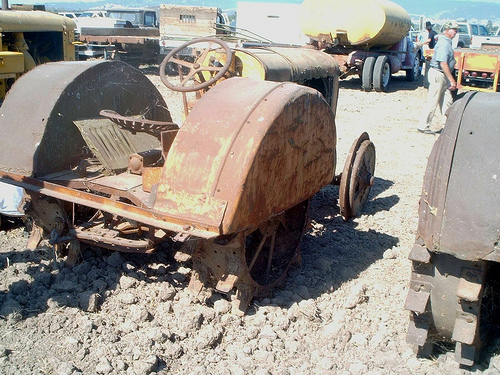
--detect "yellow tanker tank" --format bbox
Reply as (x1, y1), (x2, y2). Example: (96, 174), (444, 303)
(300, 0), (411, 48)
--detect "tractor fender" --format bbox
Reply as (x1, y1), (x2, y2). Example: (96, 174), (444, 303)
(0, 60), (171, 177)
(154, 77), (336, 234)
(417, 91), (500, 261)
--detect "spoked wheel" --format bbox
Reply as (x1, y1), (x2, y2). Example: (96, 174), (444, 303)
(245, 199), (310, 295)
(406, 249), (489, 366)
(187, 200), (310, 315)
(339, 132), (375, 220)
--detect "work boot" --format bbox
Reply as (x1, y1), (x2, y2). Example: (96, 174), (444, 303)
(417, 126), (440, 135)
(417, 126), (431, 133)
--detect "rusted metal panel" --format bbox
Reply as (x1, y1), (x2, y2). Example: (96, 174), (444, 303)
(234, 46), (340, 111)
(452, 313), (478, 345)
(417, 91), (500, 261)
(405, 288), (430, 314)
(407, 314), (430, 347)
(0, 60), (171, 177)
(408, 242), (431, 263)
(0, 171), (222, 238)
(154, 186), (227, 230)
(416, 92), (475, 256)
(236, 46), (339, 84)
(456, 268), (484, 302)
(265, 47), (339, 82)
(81, 27), (160, 38)
(90, 174), (143, 191)
(142, 167), (162, 193)
(154, 77), (336, 234)
(439, 92), (500, 260)
(159, 5), (218, 37)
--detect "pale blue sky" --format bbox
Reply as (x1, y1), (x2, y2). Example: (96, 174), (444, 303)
(11, 0), (500, 4)
(8, 0), (500, 12)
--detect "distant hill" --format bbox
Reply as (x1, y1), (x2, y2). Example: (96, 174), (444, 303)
(396, 0), (500, 22)
(46, 0), (500, 23)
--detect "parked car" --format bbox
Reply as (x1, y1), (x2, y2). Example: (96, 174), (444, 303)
(78, 10), (107, 18)
(470, 27), (500, 49)
(74, 10), (126, 35)
(439, 21), (489, 48)
(58, 12), (78, 19)
(106, 8), (158, 28)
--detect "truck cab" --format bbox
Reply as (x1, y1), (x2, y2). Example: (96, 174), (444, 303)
(106, 8), (158, 28)
(159, 5), (231, 55)
(76, 8), (159, 61)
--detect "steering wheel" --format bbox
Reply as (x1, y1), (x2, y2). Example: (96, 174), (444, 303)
(159, 37), (233, 92)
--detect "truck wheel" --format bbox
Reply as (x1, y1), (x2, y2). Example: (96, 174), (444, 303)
(406, 54), (422, 82)
(373, 55), (391, 92)
(361, 56), (376, 91)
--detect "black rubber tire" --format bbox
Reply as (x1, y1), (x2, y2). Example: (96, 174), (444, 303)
(373, 55), (391, 92)
(361, 56), (376, 91)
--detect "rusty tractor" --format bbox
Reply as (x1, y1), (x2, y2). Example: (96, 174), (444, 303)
(405, 91), (500, 365)
(0, 38), (376, 314)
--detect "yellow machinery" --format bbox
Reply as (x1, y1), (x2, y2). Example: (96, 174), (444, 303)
(0, 10), (76, 99)
(454, 49), (500, 92)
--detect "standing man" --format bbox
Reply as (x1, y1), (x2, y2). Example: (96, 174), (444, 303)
(424, 21), (437, 49)
(421, 21), (438, 88)
(418, 21), (459, 134)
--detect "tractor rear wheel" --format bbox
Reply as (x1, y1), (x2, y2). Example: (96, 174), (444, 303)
(245, 199), (309, 294)
(406, 249), (489, 366)
(188, 199), (310, 315)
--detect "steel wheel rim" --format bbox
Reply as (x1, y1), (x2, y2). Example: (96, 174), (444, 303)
(413, 55), (421, 80)
(245, 199), (309, 293)
(349, 140), (375, 217)
(339, 132), (370, 220)
(382, 62), (391, 87)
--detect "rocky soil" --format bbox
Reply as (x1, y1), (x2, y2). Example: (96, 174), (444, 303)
(0, 69), (499, 375)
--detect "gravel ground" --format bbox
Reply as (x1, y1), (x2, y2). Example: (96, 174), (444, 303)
(0, 67), (499, 375)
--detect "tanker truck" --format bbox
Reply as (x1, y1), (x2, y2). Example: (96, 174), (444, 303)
(300, 0), (423, 92)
